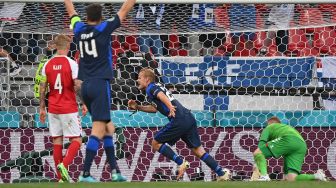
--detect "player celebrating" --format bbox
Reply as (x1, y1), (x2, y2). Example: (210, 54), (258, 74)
(128, 68), (230, 181)
(39, 34), (83, 183)
(252, 116), (327, 181)
(64, 0), (136, 182)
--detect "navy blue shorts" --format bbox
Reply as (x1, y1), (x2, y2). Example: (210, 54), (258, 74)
(81, 79), (111, 122)
(154, 111), (201, 148)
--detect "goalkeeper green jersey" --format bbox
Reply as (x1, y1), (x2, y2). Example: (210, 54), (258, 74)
(258, 123), (304, 146)
(34, 55), (50, 98)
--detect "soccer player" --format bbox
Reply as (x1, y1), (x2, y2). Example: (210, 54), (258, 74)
(39, 34), (83, 183)
(64, 0), (136, 182)
(128, 68), (231, 181)
(252, 116), (327, 181)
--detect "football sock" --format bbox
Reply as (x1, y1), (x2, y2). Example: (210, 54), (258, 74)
(63, 140), (81, 168)
(158, 144), (183, 165)
(254, 153), (268, 176)
(53, 144), (63, 180)
(103, 136), (120, 173)
(295, 174), (316, 181)
(200, 153), (224, 176)
(83, 135), (100, 177)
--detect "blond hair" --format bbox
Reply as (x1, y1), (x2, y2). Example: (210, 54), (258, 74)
(139, 68), (156, 82)
(54, 34), (71, 50)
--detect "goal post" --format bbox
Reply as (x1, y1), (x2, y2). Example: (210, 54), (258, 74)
(0, 0), (336, 183)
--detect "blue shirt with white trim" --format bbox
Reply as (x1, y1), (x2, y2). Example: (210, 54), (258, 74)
(146, 82), (188, 119)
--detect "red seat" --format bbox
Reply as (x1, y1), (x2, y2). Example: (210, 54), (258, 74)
(253, 31), (267, 50)
(233, 48), (256, 57)
(288, 29), (310, 54)
(213, 47), (226, 56)
(313, 27), (336, 54)
(124, 35), (139, 52)
(214, 5), (230, 29)
(299, 8), (325, 33)
(112, 35), (121, 48)
(255, 8), (265, 29)
(169, 34), (180, 49)
(299, 47), (319, 57)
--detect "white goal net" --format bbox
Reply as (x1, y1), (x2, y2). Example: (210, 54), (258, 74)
(0, 0), (336, 183)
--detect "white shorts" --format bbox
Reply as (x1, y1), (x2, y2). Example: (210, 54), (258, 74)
(48, 112), (82, 138)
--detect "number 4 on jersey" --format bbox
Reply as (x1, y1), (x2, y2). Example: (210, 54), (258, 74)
(55, 73), (63, 94)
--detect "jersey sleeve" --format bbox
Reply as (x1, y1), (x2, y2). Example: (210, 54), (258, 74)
(70, 15), (84, 35)
(147, 84), (163, 99)
(40, 60), (49, 82)
(68, 58), (79, 79)
(258, 126), (270, 148)
(104, 14), (121, 34)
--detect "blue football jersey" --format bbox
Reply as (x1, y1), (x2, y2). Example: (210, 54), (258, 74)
(146, 82), (187, 119)
(71, 15), (121, 80)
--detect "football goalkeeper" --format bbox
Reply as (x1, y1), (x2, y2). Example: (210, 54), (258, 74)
(253, 116), (327, 181)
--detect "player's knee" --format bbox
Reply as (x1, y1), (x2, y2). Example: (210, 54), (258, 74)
(53, 136), (63, 145)
(70, 137), (82, 145)
(151, 139), (160, 151)
(253, 148), (262, 156)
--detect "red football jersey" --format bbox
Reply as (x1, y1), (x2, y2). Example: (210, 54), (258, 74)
(42, 55), (78, 114)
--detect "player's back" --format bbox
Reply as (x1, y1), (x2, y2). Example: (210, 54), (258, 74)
(43, 55), (78, 114)
(267, 123), (304, 142)
(72, 15), (121, 81)
(146, 82), (189, 119)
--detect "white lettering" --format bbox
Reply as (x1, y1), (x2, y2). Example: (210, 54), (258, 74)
(117, 131), (148, 181)
(226, 64), (240, 84)
(80, 32), (93, 40)
(9, 132), (21, 183)
(232, 131), (260, 164)
(327, 139), (336, 179)
(201, 131), (227, 181)
(53, 65), (62, 70)
(185, 66), (199, 84)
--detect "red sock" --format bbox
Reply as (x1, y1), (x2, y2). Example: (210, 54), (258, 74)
(63, 140), (81, 168)
(53, 144), (63, 180)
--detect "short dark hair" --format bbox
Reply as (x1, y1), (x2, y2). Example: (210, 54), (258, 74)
(86, 4), (103, 22)
(267, 116), (281, 125)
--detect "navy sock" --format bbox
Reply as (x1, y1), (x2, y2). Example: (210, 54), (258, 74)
(158, 144), (183, 165)
(200, 153), (224, 176)
(103, 136), (120, 173)
(83, 135), (100, 177)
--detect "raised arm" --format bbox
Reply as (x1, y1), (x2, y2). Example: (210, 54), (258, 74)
(117, 0), (137, 22)
(64, 0), (78, 18)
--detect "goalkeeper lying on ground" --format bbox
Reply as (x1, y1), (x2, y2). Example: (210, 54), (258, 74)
(252, 116), (327, 181)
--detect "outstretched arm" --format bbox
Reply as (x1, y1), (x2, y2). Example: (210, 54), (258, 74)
(64, 0), (78, 17)
(117, 0), (137, 22)
(128, 99), (157, 113)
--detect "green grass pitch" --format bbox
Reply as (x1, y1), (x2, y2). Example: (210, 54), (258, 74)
(1, 181), (335, 188)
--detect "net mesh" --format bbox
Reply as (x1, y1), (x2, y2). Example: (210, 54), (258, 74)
(0, 1), (336, 183)
(0, 3), (336, 34)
